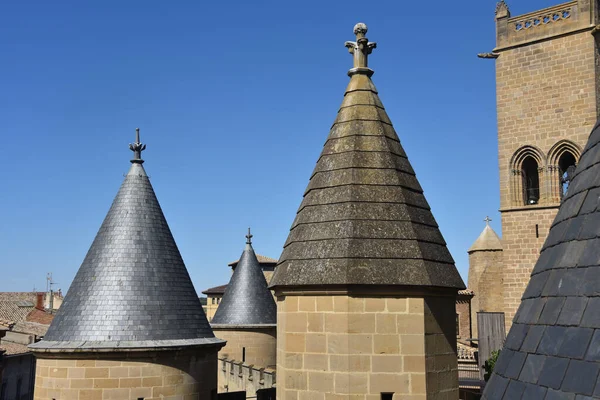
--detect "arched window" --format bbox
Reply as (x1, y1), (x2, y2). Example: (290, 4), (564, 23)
(547, 140), (581, 203)
(522, 156), (540, 205)
(558, 151), (576, 198)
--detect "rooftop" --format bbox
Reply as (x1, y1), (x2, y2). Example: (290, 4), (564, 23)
(31, 129), (222, 352)
(211, 230), (277, 326)
(269, 24), (464, 290)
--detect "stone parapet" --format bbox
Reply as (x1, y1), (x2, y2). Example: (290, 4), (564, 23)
(212, 326), (277, 369)
(218, 358), (275, 395)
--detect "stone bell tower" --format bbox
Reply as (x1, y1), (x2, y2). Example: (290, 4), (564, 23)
(269, 23), (465, 399)
(483, 0), (600, 330)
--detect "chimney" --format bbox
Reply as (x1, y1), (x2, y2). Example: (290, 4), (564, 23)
(36, 293), (44, 311)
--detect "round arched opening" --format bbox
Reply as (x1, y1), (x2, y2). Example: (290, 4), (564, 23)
(558, 151), (577, 198)
(522, 156), (540, 205)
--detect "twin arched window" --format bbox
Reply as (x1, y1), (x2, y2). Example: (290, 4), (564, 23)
(510, 141), (580, 207)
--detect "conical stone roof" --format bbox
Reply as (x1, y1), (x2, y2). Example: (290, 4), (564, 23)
(483, 121), (600, 399)
(211, 230), (277, 326)
(468, 217), (503, 253)
(31, 130), (222, 351)
(269, 24), (464, 290)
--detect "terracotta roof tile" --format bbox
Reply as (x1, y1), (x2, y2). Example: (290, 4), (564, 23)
(202, 284), (228, 295)
(228, 254), (278, 267)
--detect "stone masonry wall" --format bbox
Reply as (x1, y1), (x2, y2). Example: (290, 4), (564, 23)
(468, 250), (503, 338)
(275, 294), (458, 400)
(501, 208), (557, 331)
(495, 9), (596, 331)
(213, 328), (277, 368)
(33, 348), (218, 400)
(456, 299), (471, 343)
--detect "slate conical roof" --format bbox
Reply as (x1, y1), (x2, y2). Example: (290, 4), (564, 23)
(211, 230), (277, 326)
(482, 121), (600, 399)
(468, 217), (503, 253)
(269, 24), (464, 290)
(31, 130), (222, 351)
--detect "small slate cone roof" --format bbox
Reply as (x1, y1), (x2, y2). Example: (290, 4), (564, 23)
(269, 24), (464, 290)
(211, 230), (277, 326)
(31, 129), (222, 351)
(482, 121), (600, 399)
(468, 217), (503, 253)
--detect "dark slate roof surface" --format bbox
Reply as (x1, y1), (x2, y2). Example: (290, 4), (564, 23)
(211, 241), (276, 326)
(482, 121), (600, 399)
(269, 25), (464, 290)
(31, 147), (221, 350)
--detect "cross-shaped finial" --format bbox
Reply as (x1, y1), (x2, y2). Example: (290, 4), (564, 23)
(345, 23), (377, 77)
(484, 216), (492, 225)
(129, 127), (146, 164)
(246, 227), (253, 245)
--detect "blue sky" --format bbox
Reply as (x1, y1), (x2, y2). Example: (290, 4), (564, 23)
(0, 0), (559, 294)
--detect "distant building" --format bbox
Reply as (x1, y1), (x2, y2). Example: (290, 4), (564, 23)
(0, 292), (54, 400)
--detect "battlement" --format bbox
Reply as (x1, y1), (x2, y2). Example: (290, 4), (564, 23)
(495, 0), (596, 51)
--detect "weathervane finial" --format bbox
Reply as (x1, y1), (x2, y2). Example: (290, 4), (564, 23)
(344, 22), (377, 77)
(246, 227), (253, 245)
(129, 127), (146, 164)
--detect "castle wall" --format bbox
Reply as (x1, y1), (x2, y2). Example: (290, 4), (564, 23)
(495, 0), (597, 330)
(217, 358), (275, 395)
(33, 348), (219, 400)
(275, 293), (458, 400)
(212, 327), (277, 369)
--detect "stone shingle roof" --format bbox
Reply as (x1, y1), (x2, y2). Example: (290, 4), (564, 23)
(269, 25), (464, 290)
(211, 235), (277, 326)
(468, 222), (503, 253)
(30, 132), (223, 352)
(483, 121), (600, 399)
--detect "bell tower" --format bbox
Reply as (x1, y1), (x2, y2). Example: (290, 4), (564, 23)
(484, 0), (600, 330)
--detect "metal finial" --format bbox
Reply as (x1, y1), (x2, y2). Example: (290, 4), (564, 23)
(246, 227), (253, 245)
(484, 216), (492, 225)
(345, 22), (377, 77)
(128, 127), (146, 164)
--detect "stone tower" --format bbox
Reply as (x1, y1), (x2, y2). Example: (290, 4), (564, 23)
(269, 23), (465, 399)
(29, 129), (225, 399)
(487, 0), (600, 330)
(483, 120), (600, 399)
(467, 217), (503, 338)
(211, 229), (277, 369)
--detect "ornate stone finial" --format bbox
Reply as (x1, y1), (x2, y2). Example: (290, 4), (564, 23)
(495, 0), (510, 18)
(484, 216), (492, 225)
(246, 227), (253, 245)
(344, 22), (377, 77)
(129, 127), (146, 164)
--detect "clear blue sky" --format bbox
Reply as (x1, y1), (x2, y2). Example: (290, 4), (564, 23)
(0, 0), (559, 294)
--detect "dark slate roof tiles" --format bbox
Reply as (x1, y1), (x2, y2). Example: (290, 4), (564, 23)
(482, 122), (600, 399)
(269, 26), (464, 290)
(30, 148), (222, 351)
(210, 238), (276, 326)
